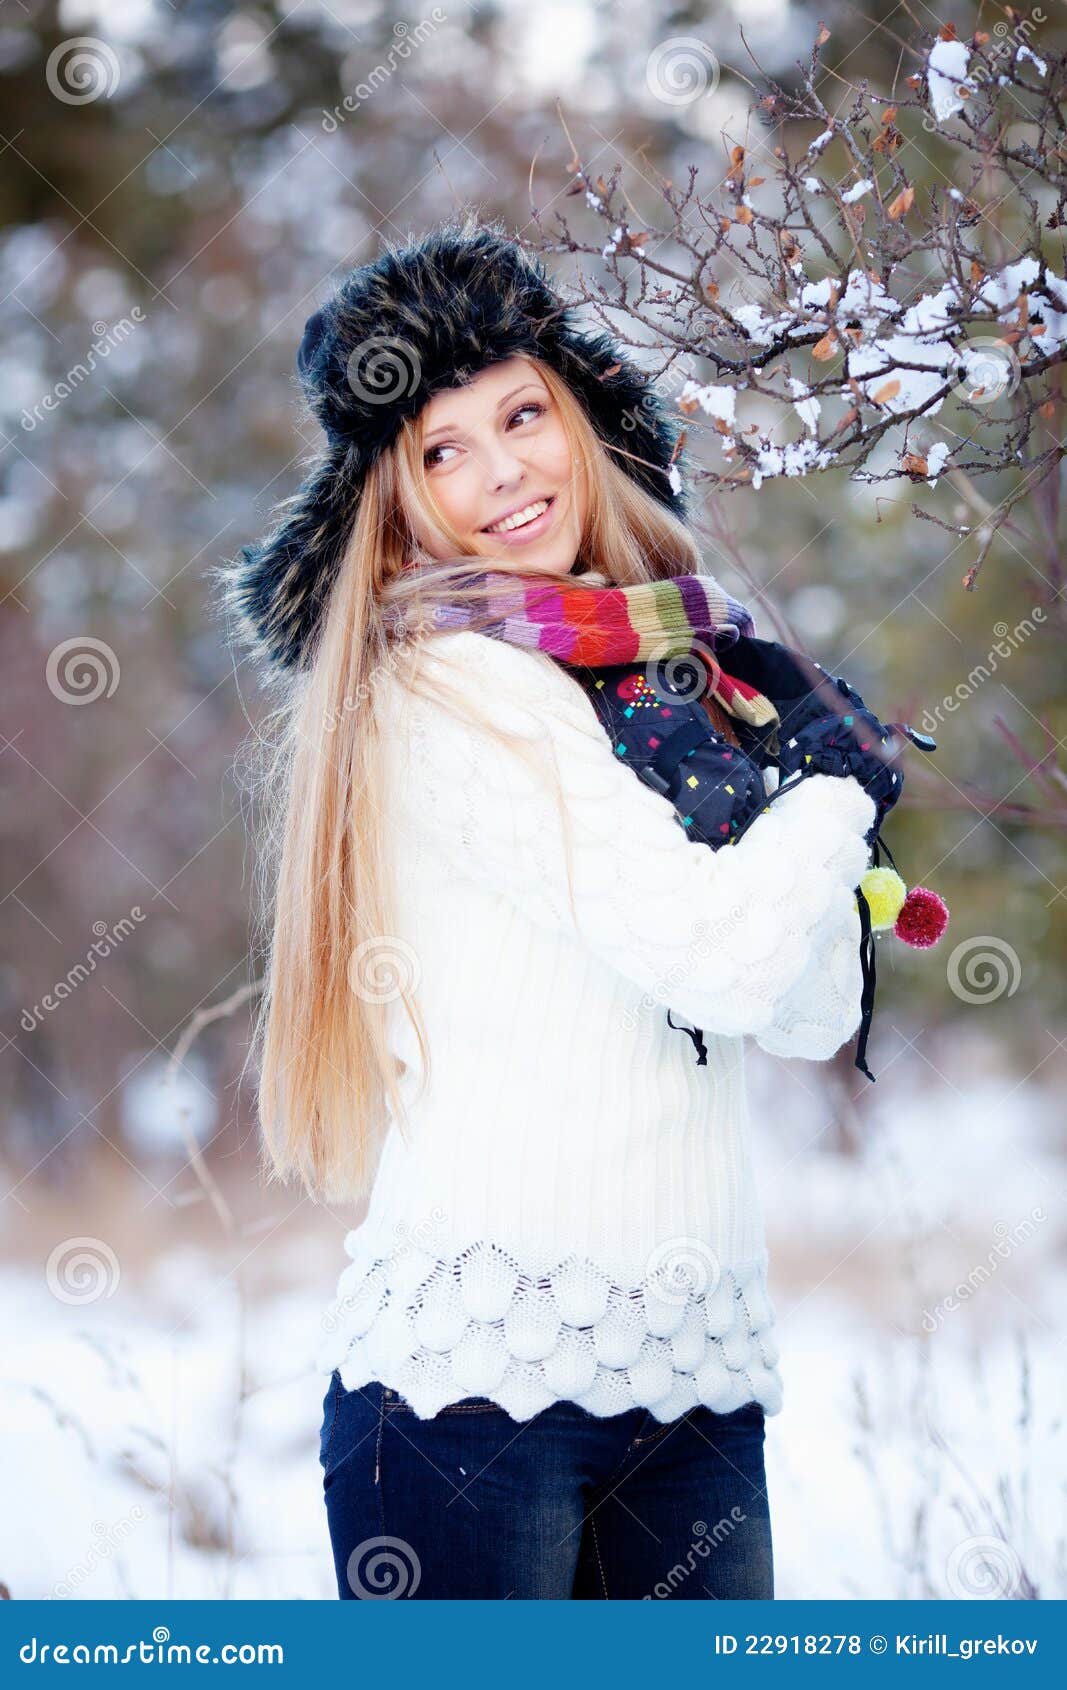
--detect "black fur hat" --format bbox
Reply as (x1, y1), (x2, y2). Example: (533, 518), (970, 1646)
(222, 212), (690, 675)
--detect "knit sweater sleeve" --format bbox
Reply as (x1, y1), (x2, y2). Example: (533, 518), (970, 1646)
(391, 629), (877, 1051)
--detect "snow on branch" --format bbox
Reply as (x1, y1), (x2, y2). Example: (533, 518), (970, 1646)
(530, 17), (1067, 592)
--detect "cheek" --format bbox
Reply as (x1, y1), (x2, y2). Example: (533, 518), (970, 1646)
(425, 468), (481, 538)
(539, 426), (574, 484)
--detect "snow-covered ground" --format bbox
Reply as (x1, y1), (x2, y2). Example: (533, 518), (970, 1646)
(2, 1026), (1063, 1600)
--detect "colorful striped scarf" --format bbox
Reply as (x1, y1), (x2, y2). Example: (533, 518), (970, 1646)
(423, 568), (780, 730)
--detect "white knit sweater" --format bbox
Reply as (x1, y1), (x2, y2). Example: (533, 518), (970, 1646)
(317, 629), (878, 1423)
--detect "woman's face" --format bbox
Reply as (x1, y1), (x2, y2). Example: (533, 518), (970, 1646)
(412, 357), (587, 574)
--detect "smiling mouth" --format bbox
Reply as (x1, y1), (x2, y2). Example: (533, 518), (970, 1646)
(481, 495), (556, 535)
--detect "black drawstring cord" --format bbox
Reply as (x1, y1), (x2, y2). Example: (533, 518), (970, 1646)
(850, 825), (902, 1085)
(872, 829), (898, 873)
(666, 1010), (708, 1065)
(855, 882), (877, 1083)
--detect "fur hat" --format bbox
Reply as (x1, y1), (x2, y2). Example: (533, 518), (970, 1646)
(222, 212), (690, 675)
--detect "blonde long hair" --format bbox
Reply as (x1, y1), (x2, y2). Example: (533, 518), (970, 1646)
(247, 352), (727, 1206)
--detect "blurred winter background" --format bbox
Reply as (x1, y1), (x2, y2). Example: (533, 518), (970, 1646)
(1, 0), (1064, 1601)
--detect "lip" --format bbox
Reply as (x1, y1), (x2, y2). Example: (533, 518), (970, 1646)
(480, 494), (557, 543)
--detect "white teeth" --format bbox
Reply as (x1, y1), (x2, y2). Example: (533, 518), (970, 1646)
(485, 498), (550, 533)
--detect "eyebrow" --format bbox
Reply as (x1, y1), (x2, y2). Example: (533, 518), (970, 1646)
(422, 383), (543, 445)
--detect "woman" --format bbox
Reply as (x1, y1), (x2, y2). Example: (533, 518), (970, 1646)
(220, 215), (878, 1601)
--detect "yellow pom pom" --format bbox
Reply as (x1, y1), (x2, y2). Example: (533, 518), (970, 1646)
(860, 866), (908, 931)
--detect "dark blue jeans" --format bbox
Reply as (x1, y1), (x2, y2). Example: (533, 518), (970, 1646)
(319, 1373), (774, 1599)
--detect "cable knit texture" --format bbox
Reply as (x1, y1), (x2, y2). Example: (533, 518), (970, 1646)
(317, 629), (877, 1422)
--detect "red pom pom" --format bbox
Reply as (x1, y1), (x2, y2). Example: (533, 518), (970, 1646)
(895, 887), (949, 948)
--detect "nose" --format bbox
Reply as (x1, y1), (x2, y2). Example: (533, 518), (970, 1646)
(480, 433), (525, 492)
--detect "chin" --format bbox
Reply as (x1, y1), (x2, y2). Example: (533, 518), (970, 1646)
(518, 560), (575, 579)
(477, 544), (575, 576)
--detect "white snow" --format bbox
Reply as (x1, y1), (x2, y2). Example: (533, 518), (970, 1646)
(680, 253), (1066, 478)
(978, 256), (1040, 312)
(602, 224), (645, 259)
(926, 440), (951, 482)
(1017, 44), (1047, 77)
(842, 179), (874, 205)
(2, 1040), (1063, 1600)
(797, 275), (835, 312)
(927, 38), (971, 123)
(788, 376), (821, 435)
(732, 302), (779, 345)
(678, 378), (736, 425)
(835, 269), (899, 328)
(1032, 271), (1067, 349)
(973, 260), (1067, 351)
(752, 435), (834, 488)
(846, 280), (965, 416)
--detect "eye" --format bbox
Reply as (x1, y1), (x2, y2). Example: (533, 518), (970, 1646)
(423, 400), (546, 469)
(507, 401), (545, 428)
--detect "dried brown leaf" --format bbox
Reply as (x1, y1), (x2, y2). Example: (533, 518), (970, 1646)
(888, 185), (914, 220)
